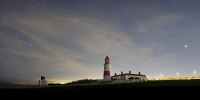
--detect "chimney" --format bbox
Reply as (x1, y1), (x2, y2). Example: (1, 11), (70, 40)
(115, 73), (117, 76)
(138, 72), (141, 75)
(121, 71), (123, 75)
(129, 71), (131, 74)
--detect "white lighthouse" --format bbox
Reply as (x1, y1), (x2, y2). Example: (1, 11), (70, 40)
(103, 56), (111, 81)
(39, 76), (47, 86)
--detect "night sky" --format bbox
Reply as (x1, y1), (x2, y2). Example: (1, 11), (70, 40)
(1, 0), (200, 84)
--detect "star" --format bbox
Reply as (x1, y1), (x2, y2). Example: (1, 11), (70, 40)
(37, 2), (46, 7)
(193, 70), (196, 74)
(160, 74), (163, 77)
(30, 44), (33, 47)
(184, 45), (187, 48)
(38, 2), (41, 5)
(3, 20), (7, 23)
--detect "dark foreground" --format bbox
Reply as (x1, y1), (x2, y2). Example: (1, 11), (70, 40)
(1, 80), (200, 97)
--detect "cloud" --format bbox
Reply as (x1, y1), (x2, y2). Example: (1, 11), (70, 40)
(0, 9), (180, 83)
(136, 13), (184, 33)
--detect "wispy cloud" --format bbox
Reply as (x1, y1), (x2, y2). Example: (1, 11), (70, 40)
(136, 13), (184, 33)
(0, 8), (185, 83)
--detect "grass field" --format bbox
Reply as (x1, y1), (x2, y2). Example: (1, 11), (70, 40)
(1, 80), (200, 97)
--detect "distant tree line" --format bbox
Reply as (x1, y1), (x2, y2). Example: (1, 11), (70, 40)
(48, 83), (62, 86)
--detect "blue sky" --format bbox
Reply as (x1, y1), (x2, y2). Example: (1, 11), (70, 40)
(1, 0), (200, 84)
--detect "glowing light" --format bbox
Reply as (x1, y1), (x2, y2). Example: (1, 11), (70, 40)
(156, 78), (159, 80)
(160, 74), (163, 77)
(176, 72), (179, 80)
(193, 70), (197, 74)
(184, 45), (187, 48)
(47, 79), (69, 84)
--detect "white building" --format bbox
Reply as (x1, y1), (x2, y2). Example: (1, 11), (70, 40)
(111, 71), (148, 81)
(39, 76), (48, 86)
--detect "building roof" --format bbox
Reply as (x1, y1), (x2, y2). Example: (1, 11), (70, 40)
(111, 73), (146, 77)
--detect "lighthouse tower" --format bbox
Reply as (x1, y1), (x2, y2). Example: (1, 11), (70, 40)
(103, 56), (111, 81)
